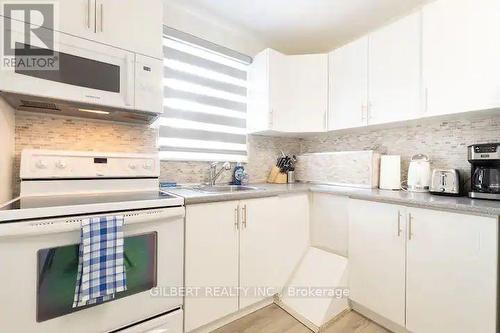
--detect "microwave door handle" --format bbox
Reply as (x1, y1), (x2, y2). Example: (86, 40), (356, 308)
(125, 54), (134, 107)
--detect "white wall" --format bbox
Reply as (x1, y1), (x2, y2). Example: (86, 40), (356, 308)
(163, 1), (267, 56)
(0, 98), (15, 203)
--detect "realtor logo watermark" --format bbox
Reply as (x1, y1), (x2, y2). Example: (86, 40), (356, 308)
(1, 1), (59, 70)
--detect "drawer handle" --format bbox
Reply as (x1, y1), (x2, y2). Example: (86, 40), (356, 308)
(234, 207), (239, 230)
(242, 204), (247, 228)
(408, 213), (414, 240)
(397, 211), (403, 237)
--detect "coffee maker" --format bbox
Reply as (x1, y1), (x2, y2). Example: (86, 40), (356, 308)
(468, 143), (500, 200)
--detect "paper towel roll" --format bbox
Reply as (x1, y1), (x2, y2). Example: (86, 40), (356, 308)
(379, 155), (401, 190)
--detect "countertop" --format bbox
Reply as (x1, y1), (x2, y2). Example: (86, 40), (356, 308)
(166, 183), (500, 217)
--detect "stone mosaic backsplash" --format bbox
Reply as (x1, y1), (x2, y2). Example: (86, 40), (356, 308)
(300, 114), (500, 189)
(10, 110), (500, 196)
(296, 151), (381, 188)
(12, 111), (300, 196)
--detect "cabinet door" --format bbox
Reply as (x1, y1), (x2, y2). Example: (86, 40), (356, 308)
(368, 11), (422, 124)
(406, 208), (497, 333)
(95, 0), (163, 58)
(185, 201), (239, 332)
(57, 0), (96, 39)
(239, 197), (280, 308)
(274, 194), (310, 290)
(247, 49), (271, 133)
(310, 193), (349, 257)
(348, 200), (406, 326)
(422, 0), (500, 116)
(268, 49), (295, 132)
(329, 37), (369, 130)
(284, 54), (328, 132)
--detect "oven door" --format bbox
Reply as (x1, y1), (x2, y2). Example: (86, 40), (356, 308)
(0, 207), (184, 333)
(0, 17), (135, 110)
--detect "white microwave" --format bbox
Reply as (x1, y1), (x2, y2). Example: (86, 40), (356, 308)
(0, 17), (163, 123)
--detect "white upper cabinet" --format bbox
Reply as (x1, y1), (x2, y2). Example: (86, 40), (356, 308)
(368, 11), (422, 124)
(329, 37), (369, 130)
(93, 0), (163, 59)
(248, 48), (328, 134)
(422, 0), (500, 116)
(12, 0), (163, 59)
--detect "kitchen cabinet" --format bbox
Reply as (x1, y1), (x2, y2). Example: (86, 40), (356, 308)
(184, 201), (240, 332)
(6, 0), (163, 59)
(274, 194), (310, 288)
(406, 208), (497, 333)
(239, 197), (280, 308)
(348, 200), (406, 327)
(329, 37), (369, 130)
(185, 194), (309, 331)
(368, 11), (422, 124)
(349, 199), (498, 333)
(248, 49), (328, 134)
(422, 0), (500, 116)
(310, 193), (349, 257)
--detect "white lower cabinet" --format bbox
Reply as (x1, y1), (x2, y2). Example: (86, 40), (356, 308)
(185, 194), (309, 332)
(348, 200), (406, 326)
(349, 199), (498, 333)
(406, 208), (497, 333)
(184, 201), (239, 332)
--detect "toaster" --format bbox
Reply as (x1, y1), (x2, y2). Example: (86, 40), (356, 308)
(430, 169), (461, 196)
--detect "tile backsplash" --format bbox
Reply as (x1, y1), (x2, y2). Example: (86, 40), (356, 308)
(300, 114), (500, 187)
(12, 111), (300, 196)
(10, 110), (500, 197)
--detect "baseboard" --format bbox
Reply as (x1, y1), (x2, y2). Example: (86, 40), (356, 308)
(188, 297), (274, 333)
(350, 300), (409, 333)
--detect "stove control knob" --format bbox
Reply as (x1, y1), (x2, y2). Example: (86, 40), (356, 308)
(129, 163), (137, 170)
(36, 159), (48, 169)
(143, 161), (153, 170)
(56, 160), (67, 169)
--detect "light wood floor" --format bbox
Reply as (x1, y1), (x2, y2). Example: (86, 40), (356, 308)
(213, 304), (390, 333)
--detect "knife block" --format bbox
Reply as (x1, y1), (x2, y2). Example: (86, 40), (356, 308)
(267, 166), (288, 184)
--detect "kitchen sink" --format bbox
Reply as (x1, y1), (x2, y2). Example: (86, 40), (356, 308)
(192, 185), (260, 193)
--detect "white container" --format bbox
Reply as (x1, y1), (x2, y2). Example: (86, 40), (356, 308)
(379, 155), (401, 190)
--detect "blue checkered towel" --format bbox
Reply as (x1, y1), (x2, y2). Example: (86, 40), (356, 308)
(73, 215), (127, 308)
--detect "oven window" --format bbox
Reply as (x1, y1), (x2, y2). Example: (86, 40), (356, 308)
(36, 232), (157, 322)
(15, 43), (121, 93)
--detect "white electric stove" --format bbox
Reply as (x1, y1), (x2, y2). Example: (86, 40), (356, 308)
(0, 150), (185, 333)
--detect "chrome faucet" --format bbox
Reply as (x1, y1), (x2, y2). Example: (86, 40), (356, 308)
(208, 161), (231, 186)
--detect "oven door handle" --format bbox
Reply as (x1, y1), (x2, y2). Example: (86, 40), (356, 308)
(0, 207), (185, 238)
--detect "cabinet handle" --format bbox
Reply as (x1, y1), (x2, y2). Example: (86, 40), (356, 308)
(424, 88), (429, 114)
(100, 3), (104, 32)
(361, 104), (367, 122)
(408, 213), (414, 240)
(234, 207), (239, 230)
(397, 211), (403, 237)
(86, 0), (91, 29)
(324, 110), (328, 130)
(242, 204), (247, 228)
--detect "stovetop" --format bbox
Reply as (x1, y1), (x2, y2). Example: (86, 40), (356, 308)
(0, 190), (184, 222)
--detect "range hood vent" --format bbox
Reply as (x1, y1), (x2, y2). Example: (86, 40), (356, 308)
(1, 92), (159, 124)
(20, 100), (59, 111)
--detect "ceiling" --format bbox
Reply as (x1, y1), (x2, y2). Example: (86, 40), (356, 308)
(164, 0), (427, 54)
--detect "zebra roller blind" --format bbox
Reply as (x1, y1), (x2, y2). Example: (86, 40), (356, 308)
(159, 29), (250, 162)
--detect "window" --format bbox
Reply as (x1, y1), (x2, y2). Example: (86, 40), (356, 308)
(159, 27), (251, 162)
